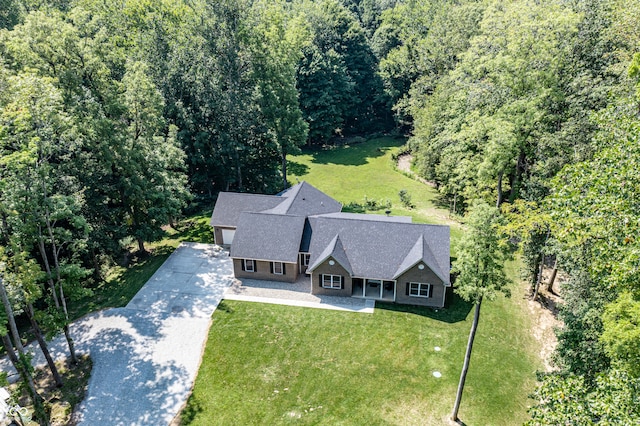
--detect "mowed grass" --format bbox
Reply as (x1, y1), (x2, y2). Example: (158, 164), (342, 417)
(182, 137), (542, 425)
(184, 292), (539, 425)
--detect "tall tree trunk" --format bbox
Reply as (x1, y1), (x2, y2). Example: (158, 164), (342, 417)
(137, 237), (146, 254)
(509, 150), (526, 203)
(91, 247), (102, 282)
(496, 172), (503, 208)
(532, 255), (545, 301)
(26, 303), (63, 387)
(37, 229), (77, 363)
(44, 207), (78, 364)
(2, 333), (20, 370)
(451, 297), (483, 422)
(0, 279), (49, 426)
(282, 150), (288, 191)
(547, 258), (558, 294)
(37, 236), (60, 307)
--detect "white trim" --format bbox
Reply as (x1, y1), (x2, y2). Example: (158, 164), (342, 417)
(322, 274), (342, 289)
(393, 258), (450, 286)
(299, 253), (311, 275)
(409, 282), (431, 298)
(243, 259), (255, 272)
(272, 261), (284, 275)
(232, 256), (296, 264)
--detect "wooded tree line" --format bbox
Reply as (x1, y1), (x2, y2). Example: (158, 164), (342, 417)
(0, 0), (389, 422)
(2, 0), (640, 423)
(388, 0), (640, 423)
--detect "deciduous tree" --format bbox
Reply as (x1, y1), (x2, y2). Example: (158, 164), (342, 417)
(450, 200), (510, 421)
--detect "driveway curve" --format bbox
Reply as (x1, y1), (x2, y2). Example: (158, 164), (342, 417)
(1, 242), (234, 425)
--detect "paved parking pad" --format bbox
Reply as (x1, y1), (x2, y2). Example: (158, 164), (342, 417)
(1, 242), (234, 425)
(73, 243), (234, 425)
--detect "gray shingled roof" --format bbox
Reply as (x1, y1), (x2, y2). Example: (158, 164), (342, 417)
(307, 217), (450, 283)
(210, 192), (283, 227)
(311, 235), (353, 275)
(263, 182), (342, 217)
(230, 212), (306, 263)
(315, 212), (412, 223)
(392, 235), (447, 282)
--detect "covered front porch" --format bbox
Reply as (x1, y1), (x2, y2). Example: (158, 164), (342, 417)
(352, 278), (396, 302)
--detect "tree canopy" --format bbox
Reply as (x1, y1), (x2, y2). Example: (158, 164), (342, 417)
(2, 0), (640, 422)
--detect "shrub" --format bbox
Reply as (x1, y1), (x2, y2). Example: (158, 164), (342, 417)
(398, 189), (414, 209)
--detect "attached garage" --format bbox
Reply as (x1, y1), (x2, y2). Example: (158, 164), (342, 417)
(222, 228), (236, 245)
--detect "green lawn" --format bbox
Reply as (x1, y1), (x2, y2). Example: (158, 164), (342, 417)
(181, 137), (541, 425)
(183, 294), (538, 425)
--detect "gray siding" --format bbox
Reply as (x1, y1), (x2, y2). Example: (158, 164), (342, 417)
(311, 258), (352, 297)
(233, 259), (299, 283)
(395, 264), (446, 307)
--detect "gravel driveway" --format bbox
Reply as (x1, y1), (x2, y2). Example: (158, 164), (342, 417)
(1, 242), (234, 425)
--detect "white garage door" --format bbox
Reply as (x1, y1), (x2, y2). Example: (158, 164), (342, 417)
(222, 229), (235, 245)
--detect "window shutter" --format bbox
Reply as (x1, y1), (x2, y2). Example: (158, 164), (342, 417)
(283, 263), (286, 275)
(241, 260), (245, 271)
(341, 276), (344, 289)
(429, 285), (434, 298)
(406, 283), (409, 296)
(270, 262), (273, 274)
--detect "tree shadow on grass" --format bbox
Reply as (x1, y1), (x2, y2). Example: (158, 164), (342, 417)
(376, 290), (472, 323)
(180, 393), (204, 424)
(304, 137), (404, 166)
(287, 160), (309, 177)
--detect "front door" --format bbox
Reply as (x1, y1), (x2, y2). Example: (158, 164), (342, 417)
(364, 279), (395, 301)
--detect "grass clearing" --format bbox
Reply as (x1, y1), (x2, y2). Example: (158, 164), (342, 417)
(182, 293), (539, 425)
(182, 137), (541, 424)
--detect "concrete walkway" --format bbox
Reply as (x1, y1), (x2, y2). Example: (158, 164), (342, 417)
(225, 277), (375, 313)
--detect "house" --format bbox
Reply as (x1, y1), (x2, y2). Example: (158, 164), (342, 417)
(210, 182), (451, 307)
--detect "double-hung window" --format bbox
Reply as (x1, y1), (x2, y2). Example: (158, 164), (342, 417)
(272, 261), (284, 275)
(322, 274), (342, 289)
(243, 259), (255, 272)
(409, 282), (432, 298)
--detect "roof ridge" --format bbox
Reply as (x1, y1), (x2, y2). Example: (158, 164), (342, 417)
(421, 235), (447, 283)
(307, 233), (353, 275)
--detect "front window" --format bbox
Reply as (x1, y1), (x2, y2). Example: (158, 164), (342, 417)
(243, 259), (255, 272)
(409, 282), (431, 298)
(302, 253), (310, 266)
(322, 274), (342, 289)
(272, 262), (284, 275)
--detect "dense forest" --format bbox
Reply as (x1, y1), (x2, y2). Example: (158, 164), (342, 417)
(1, 0), (640, 423)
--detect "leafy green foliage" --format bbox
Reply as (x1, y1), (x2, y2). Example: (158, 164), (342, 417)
(527, 370), (640, 425)
(452, 201), (510, 303)
(296, 0), (389, 143)
(397, 189), (413, 209)
(601, 292), (640, 377)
